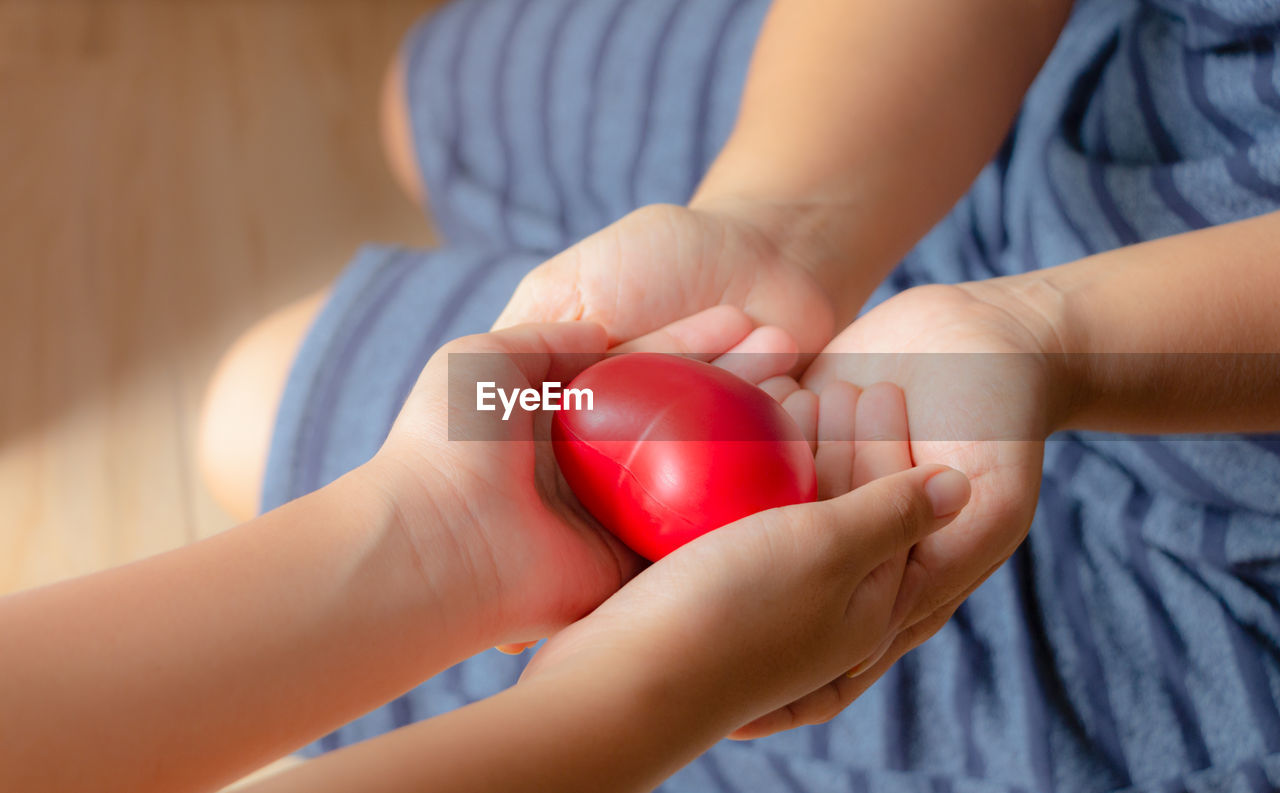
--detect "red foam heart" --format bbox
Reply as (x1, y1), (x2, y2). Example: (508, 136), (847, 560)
(552, 353), (817, 561)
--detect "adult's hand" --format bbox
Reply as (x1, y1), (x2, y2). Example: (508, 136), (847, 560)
(492, 200), (838, 357)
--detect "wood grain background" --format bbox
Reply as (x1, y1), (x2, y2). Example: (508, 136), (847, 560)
(0, 0), (438, 595)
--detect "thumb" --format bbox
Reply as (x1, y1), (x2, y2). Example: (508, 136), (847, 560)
(441, 321), (609, 388)
(431, 322), (607, 443)
(492, 263), (584, 332)
(786, 465), (971, 580)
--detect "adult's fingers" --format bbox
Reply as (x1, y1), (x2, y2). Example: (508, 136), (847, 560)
(607, 307), (801, 386)
(491, 255), (581, 331)
(610, 305), (753, 357)
(441, 321), (610, 389)
(710, 325), (799, 385)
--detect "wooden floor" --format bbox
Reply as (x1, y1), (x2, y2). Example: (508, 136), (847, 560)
(0, 0), (438, 595)
(0, 3), (440, 780)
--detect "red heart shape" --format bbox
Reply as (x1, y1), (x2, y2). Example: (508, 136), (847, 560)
(552, 353), (817, 561)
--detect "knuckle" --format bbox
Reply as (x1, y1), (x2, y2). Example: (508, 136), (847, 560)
(775, 702), (802, 735)
(658, 329), (690, 356)
(901, 553), (957, 627)
(860, 558), (903, 607)
(874, 482), (928, 551)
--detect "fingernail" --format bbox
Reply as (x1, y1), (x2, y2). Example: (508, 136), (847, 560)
(924, 469), (970, 517)
(845, 644), (883, 678)
(845, 661), (870, 678)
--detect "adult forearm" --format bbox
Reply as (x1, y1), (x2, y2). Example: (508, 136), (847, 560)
(0, 459), (486, 793)
(1028, 211), (1280, 434)
(693, 0), (1072, 325)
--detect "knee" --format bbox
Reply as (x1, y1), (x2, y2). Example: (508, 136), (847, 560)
(380, 50), (429, 211)
(198, 291), (327, 523)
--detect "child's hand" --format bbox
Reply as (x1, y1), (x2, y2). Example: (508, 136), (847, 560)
(373, 306), (800, 650)
(492, 201), (839, 361)
(518, 381), (970, 738)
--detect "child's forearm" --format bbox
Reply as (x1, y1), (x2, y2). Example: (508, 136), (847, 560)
(0, 460), (490, 793)
(693, 0), (1073, 326)
(245, 658), (733, 793)
(1019, 210), (1280, 434)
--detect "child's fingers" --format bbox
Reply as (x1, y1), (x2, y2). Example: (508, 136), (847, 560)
(780, 388), (818, 451)
(709, 325), (799, 384)
(851, 382), (912, 487)
(757, 375), (801, 403)
(815, 382), (860, 500)
(609, 305), (752, 358)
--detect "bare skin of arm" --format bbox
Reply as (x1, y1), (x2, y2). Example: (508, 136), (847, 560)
(495, 0), (1075, 356)
(0, 460), (483, 793)
(2, 315), (970, 793)
(691, 0), (1076, 328)
(1030, 210), (1280, 433)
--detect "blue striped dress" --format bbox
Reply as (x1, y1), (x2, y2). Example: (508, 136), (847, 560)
(261, 0), (1280, 789)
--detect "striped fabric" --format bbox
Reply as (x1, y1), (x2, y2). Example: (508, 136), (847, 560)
(259, 0), (1280, 789)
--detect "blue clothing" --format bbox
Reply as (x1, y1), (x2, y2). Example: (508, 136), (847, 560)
(261, 0), (1280, 789)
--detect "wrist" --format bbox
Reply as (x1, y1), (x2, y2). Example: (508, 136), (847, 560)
(521, 644), (741, 770)
(365, 653), (735, 793)
(522, 617), (764, 742)
(346, 453), (506, 655)
(957, 272), (1083, 437)
(688, 187), (872, 331)
(691, 136), (933, 330)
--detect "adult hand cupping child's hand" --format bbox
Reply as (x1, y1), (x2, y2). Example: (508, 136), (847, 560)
(373, 306), (800, 651)
(518, 380), (970, 740)
(492, 200), (838, 358)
